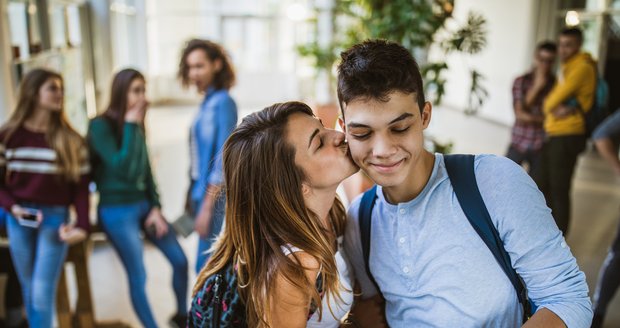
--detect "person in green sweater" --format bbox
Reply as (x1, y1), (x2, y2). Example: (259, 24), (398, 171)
(87, 69), (188, 328)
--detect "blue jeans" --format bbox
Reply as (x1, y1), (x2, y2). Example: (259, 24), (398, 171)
(7, 204), (69, 328)
(192, 192), (225, 273)
(98, 200), (188, 328)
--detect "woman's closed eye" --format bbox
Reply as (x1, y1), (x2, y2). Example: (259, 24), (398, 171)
(317, 137), (324, 149)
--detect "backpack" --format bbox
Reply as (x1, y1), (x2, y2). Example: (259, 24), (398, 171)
(189, 259), (325, 328)
(189, 262), (247, 328)
(358, 154), (532, 323)
(568, 67), (610, 137)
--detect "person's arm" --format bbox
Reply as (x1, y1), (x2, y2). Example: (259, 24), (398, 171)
(0, 140), (17, 211)
(87, 119), (142, 179)
(195, 96), (237, 237)
(142, 151), (170, 238)
(72, 169), (91, 233)
(475, 155), (592, 328)
(523, 71), (548, 120)
(343, 197), (386, 326)
(60, 157), (90, 245)
(543, 63), (595, 116)
(594, 138), (620, 175)
(512, 77), (541, 124)
(144, 150), (162, 209)
(269, 252), (320, 327)
(592, 110), (620, 175)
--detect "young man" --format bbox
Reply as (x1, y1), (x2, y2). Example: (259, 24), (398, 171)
(506, 41), (557, 178)
(340, 40), (592, 327)
(537, 28), (596, 235)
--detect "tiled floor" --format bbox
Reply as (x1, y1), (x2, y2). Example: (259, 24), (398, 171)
(3, 104), (619, 327)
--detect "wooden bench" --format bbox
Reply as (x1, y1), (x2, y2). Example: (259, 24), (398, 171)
(56, 233), (131, 328)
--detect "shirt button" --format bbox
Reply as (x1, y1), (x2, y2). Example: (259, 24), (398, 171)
(399, 237), (405, 244)
(399, 208), (406, 214)
(561, 241), (567, 248)
(403, 266), (410, 274)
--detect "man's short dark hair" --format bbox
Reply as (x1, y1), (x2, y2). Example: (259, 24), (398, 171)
(337, 39), (425, 115)
(536, 41), (557, 53)
(560, 27), (583, 43)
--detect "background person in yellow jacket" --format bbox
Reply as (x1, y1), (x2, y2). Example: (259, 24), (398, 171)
(536, 27), (596, 236)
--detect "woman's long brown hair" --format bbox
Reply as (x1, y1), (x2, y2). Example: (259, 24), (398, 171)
(0, 68), (85, 182)
(101, 68), (145, 143)
(193, 102), (347, 327)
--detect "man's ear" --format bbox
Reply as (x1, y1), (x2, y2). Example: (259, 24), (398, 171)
(421, 101), (433, 129)
(338, 117), (346, 132)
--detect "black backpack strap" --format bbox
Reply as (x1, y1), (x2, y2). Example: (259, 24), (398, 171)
(443, 154), (530, 320)
(358, 185), (382, 294)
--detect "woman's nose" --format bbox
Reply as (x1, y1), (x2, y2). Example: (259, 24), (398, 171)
(332, 130), (346, 146)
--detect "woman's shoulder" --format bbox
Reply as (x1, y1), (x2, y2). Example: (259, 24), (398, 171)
(280, 245), (321, 271)
(88, 116), (111, 131)
(210, 90), (237, 109)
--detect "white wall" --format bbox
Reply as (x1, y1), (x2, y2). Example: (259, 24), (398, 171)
(144, 0), (304, 109)
(0, 0), (16, 120)
(433, 0), (539, 126)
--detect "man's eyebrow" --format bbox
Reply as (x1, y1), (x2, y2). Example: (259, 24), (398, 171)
(346, 122), (370, 129)
(308, 128), (320, 149)
(347, 113), (414, 129)
(389, 113), (414, 124)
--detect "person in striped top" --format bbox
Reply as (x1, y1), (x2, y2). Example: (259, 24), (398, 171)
(0, 68), (90, 328)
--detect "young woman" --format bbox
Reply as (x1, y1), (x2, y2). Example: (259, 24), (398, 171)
(88, 68), (188, 328)
(178, 39), (238, 273)
(0, 68), (89, 328)
(190, 102), (358, 327)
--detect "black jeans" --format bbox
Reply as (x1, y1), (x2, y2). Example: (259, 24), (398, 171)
(535, 134), (586, 235)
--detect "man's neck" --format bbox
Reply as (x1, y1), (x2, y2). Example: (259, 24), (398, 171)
(382, 150), (436, 204)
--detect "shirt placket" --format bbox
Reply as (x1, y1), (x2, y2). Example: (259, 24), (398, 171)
(395, 204), (414, 287)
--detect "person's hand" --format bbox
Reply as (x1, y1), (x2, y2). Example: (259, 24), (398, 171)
(532, 68), (547, 91)
(11, 204), (42, 222)
(552, 105), (575, 119)
(613, 164), (620, 176)
(59, 225), (87, 245)
(194, 205), (213, 238)
(348, 294), (388, 328)
(124, 99), (149, 123)
(144, 207), (169, 239)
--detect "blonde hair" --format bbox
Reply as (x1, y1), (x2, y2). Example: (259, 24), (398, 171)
(1, 68), (85, 182)
(193, 102), (346, 327)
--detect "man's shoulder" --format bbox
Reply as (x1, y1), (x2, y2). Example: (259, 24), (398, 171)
(513, 72), (533, 85)
(346, 192), (365, 224)
(471, 154), (524, 182)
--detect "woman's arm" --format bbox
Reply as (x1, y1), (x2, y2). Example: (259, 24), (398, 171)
(269, 252), (320, 327)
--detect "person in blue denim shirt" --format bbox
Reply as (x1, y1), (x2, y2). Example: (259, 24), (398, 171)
(178, 39), (238, 273)
(338, 40), (592, 327)
(88, 69), (189, 328)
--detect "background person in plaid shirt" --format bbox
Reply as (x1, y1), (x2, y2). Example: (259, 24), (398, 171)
(506, 41), (557, 178)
